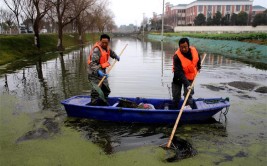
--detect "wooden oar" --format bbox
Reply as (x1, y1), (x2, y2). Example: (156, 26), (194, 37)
(98, 44), (128, 87)
(166, 53), (207, 148)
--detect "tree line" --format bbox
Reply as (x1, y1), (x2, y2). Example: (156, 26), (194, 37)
(0, 0), (116, 51)
(193, 10), (267, 26)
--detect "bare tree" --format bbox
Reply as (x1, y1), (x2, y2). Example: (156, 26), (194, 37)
(102, 14), (115, 32)
(46, 6), (57, 33)
(1, 9), (15, 34)
(51, 0), (90, 51)
(34, 0), (51, 49)
(105, 18), (116, 32)
(21, 0), (35, 26)
(93, 0), (113, 32)
(75, 0), (96, 44)
(83, 9), (97, 32)
(21, 0), (52, 49)
(4, 0), (23, 34)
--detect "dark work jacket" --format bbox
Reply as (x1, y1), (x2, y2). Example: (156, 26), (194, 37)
(172, 48), (201, 87)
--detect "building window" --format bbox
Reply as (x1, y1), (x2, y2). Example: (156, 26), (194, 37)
(217, 5), (221, 12)
(245, 5), (250, 11)
(207, 12), (212, 18)
(208, 5), (212, 12)
(236, 5), (240, 11)
(198, 5), (203, 13)
(226, 5), (231, 11)
(225, 14), (230, 21)
(252, 11), (256, 15)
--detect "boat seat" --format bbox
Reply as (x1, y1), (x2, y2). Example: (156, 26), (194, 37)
(195, 101), (207, 109)
(195, 100), (217, 109)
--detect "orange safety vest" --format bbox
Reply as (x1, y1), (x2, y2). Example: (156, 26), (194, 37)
(87, 42), (111, 69)
(173, 46), (199, 80)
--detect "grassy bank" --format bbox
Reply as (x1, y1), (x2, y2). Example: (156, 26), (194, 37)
(0, 33), (98, 65)
(150, 32), (267, 45)
(148, 34), (267, 70)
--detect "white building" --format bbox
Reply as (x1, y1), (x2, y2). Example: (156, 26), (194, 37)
(165, 0), (265, 25)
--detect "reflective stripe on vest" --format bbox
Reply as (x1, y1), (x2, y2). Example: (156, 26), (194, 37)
(87, 42), (110, 68)
(174, 46), (199, 80)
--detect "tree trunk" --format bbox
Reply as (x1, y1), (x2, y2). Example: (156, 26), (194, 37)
(57, 22), (64, 51)
(77, 21), (83, 44)
(33, 20), (40, 49)
(79, 34), (83, 44)
(16, 16), (20, 34)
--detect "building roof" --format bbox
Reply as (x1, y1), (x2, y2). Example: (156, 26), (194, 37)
(252, 5), (266, 10)
(196, 0), (251, 1)
(189, 0), (254, 8)
(173, 4), (187, 7)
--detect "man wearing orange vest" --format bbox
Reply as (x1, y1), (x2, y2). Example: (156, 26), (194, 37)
(172, 38), (201, 109)
(87, 34), (120, 105)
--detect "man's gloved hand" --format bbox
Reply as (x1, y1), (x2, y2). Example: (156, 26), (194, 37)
(115, 55), (120, 61)
(197, 65), (201, 72)
(187, 86), (191, 91)
(97, 70), (108, 78)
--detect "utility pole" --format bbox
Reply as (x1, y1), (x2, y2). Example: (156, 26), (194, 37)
(161, 0), (165, 41)
(143, 13), (145, 37)
(0, 18), (2, 34)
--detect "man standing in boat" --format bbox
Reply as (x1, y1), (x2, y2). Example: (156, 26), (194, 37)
(87, 34), (120, 105)
(172, 38), (201, 109)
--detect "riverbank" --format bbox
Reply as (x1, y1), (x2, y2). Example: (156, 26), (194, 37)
(148, 33), (267, 70)
(173, 26), (267, 34)
(157, 32), (267, 45)
(1, 32), (267, 69)
(0, 33), (99, 66)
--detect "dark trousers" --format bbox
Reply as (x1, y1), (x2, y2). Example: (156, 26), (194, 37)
(172, 81), (194, 108)
(88, 74), (111, 104)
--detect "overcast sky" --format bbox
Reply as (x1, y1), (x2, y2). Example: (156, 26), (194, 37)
(110, 0), (267, 26)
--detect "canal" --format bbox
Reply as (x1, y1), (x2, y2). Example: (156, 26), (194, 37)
(0, 37), (266, 165)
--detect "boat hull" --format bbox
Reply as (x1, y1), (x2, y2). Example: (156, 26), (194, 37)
(61, 96), (230, 124)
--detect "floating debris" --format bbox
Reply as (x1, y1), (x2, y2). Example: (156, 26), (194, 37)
(163, 136), (197, 162)
(16, 128), (49, 143)
(255, 86), (267, 93)
(16, 116), (61, 143)
(228, 81), (258, 91)
(201, 84), (226, 91)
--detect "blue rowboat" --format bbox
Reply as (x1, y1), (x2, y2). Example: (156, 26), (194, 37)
(61, 96), (230, 124)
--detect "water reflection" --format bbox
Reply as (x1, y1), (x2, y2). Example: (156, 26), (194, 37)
(1, 37), (266, 162)
(0, 37), (266, 111)
(36, 57), (49, 110)
(1, 49), (90, 112)
(64, 117), (227, 156)
(65, 118), (169, 154)
(1, 38), (266, 108)
(59, 53), (67, 99)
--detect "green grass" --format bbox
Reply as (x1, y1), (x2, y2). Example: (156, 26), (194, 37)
(0, 33), (95, 65)
(150, 32), (267, 44)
